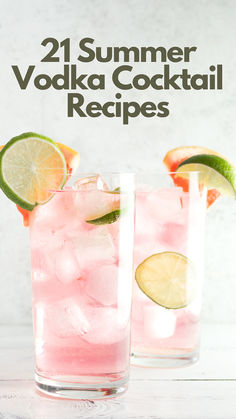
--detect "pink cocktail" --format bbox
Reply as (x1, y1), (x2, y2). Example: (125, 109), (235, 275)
(30, 173), (135, 399)
(131, 173), (206, 367)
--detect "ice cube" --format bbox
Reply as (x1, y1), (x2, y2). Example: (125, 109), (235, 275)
(30, 194), (84, 261)
(85, 264), (118, 305)
(134, 236), (163, 267)
(134, 221), (169, 267)
(66, 302), (90, 335)
(81, 306), (126, 345)
(31, 189), (77, 232)
(144, 304), (176, 339)
(73, 226), (116, 269)
(44, 240), (82, 284)
(46, 298), (90, 338)
(73, 190), (120, 221)
(37, 298), (126, 344)
(72, 175), (120, 221)
(135, 192), (170, 261)
(54, 242), (82, 284)
(73, 174), (108, 191)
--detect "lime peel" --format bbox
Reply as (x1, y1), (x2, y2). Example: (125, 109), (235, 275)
(86, 208), (122, 225)
(177, 154), (236, 198)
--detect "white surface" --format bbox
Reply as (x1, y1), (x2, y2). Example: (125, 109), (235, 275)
(0, 0), (236, 325)
(0, 323), (235, 418)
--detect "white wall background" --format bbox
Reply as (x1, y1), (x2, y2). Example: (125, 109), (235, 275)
(0, 0), (235, 325)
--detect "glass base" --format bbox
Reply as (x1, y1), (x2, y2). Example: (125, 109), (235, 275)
(35, 373), (128, 400)
(130, 350), (199, 368)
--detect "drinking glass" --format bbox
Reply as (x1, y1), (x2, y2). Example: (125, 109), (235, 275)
(131, 172), (206, 367)
(29, 173), (135, 399)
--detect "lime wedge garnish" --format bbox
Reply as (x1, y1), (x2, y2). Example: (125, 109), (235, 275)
(82, 184), (122, 225)
(135, 252), (196, 309)
(86, 209), (121, 225)
(113, 187), (121, 193)
(0, 132), (67, 210)
(176, 154), (236, 198)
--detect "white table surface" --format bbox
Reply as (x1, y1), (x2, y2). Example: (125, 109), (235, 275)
(0, 323), (235, 419)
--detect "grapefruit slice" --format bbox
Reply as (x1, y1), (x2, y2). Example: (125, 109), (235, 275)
(16, 205), (31, 227)
(163, 146), (225, 207)
(57, 142), (80, 176)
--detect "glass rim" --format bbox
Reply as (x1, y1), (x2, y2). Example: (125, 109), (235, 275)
(46, 170), (201, 177)
(48, 171), (136, 193)
(72, 171), (201, 176)
(135, 171), (200, 175)
(47, 170), (201, 193)
(62, 171), (136, 176)
(47, 168), (200, 177)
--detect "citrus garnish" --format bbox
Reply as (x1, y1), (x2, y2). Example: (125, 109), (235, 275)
(56, 142), (80, 176)
(84, 185), (123, 225)
(0, 138), (80, 224)
(163, 145), (223, 172)
(163, 146), (225, 207)
(177, 154), (236, 198)
(86, 209), (121, 225)
(0, 132), (67, 211)
(135, 252), (196, 309)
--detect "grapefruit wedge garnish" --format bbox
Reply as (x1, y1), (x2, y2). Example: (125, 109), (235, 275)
(163, 146), (225, 208)
(16, 205), (31, 227)
(57, 142), (80, 176)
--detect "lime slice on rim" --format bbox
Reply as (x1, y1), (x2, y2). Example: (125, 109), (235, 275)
(0, 132), (67, 211)
(135, 252), (196, 309)
(176, 154), (236, 198)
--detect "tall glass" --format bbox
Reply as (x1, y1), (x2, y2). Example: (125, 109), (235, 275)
(29, 173), (135, 399)
(131, 172), (206, 367)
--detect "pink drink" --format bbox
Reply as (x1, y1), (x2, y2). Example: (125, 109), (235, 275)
(131, 174), (206, 367)
(30, 174), (135, 399)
